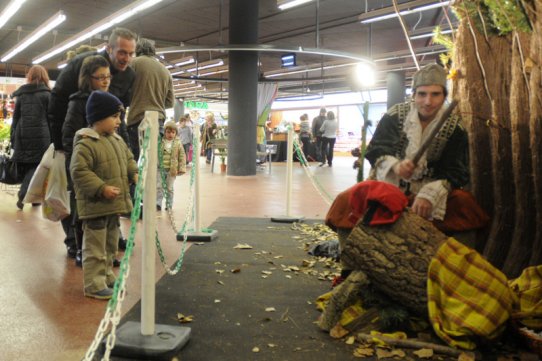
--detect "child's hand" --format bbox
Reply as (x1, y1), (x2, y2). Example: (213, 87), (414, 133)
(103, 185), (121, 199)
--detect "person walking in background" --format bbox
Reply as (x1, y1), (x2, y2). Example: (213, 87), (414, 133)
(319, 110), (338, 167)
(157, 120), (186, 211)
(298, 113), (312, 161)
(177, 115), (192, 165)
(70, 91), (137, 300)
(311, 107), (326, 162)
(200, 112), (217, 164)
(62, 55), (111, 267)
(126, 38), (174, 160)
(10, 65), (51, 210)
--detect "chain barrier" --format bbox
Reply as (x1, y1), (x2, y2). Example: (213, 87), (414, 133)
(292, 136), (334, 206)
(83, 126), (150, 361)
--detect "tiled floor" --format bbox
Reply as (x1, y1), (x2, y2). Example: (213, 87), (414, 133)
(0, 156), (356, 360)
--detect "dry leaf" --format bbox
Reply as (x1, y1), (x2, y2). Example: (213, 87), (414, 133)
(252, 347), (260, 353)
(176, 313), (194, 323)
(330, 324), (349, 339)
(231, 268), (241, 273)
(262, 270), (272, 275)
(265, 307), (276, 312)
(261, 275), (268, 279)
(217, 280), (224, 285)
(413, 348), (434, 358)
(214, 299), (221, 303)
(285, 275), (292, 279)
(345, 336), (356, 345)
(268, 343), (277, 348)
(376, 349), (395, 359)
(215, 269), (225, 274)
(233, 243), (253, 249)
(459, 352), (475, 361)
(353, 346), (374, 357)
(390, 349), (406, 357)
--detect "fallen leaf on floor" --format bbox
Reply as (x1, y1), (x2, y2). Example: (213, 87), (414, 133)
(214, 299), (221, 303)
(274, 255), (283, 259)
(262, 270), (272, 275)
(252, 347), (260, 353)
(345, 336), (356, 345)
(261, 275), (268, 279)
(217, 280), (224, 285)
(268, 343), (277, 348)
(194, 242), (205, 245)
(390, 349), (406, 357)
(285, 275), (292, 279)
(413, 348), (434, 358)
(214, 261), (222, 265)
(459, 352), (475, 361)
(176, 313), (194, 323)
(265, 307), (276, 312)
(330, 324), (349, 339)
(353, 346), (374, 357)
(234, 243), (253, 249)
(293, 347), (302, 352)
(376, 348), (397, 359)
(215, 269), (225, 274)
(231, 268), (241, 273)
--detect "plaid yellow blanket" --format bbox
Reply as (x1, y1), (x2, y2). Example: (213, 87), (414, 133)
(428, 237), (542, 349)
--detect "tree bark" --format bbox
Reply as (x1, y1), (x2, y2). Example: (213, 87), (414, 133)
(343, 211), (447, 316)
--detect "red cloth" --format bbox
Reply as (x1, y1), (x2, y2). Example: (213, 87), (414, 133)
(348, 180), (408, 226)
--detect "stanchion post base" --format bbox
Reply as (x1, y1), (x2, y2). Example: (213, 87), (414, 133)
(108, 321), (190, 360)
(177, 229), (219, 242)
(270, 216), (305, 223)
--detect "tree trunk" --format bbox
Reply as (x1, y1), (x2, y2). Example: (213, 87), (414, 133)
(343, 211), (447, 316)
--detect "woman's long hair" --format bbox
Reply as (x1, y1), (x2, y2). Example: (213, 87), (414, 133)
(26, 65), (50, 89)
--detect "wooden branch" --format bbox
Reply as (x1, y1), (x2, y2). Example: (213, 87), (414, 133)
(356, 332), (478, 359)
(392, 0), (419, 70)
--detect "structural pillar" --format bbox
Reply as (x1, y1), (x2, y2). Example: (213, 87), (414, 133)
(173, 98), (184, 122)
(386, 71), (405, 109)
(228, 0), (259, 176)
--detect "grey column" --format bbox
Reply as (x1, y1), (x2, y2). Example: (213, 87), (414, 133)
(228, 0), (259, 176)
(386, 71), (406, 109)
(173, 98), (184, 121)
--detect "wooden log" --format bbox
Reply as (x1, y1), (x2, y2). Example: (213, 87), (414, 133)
(342, 210), (447, 316)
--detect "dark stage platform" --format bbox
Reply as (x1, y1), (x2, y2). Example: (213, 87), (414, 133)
(109, 217), (355, 360)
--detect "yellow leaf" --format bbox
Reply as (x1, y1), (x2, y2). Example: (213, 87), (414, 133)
(330, 324), (349, 339)
(345, 336), (356, 345)
(413, 348), (434, 358)
(233, 243), (253, 249)
(353, 346), (374, 357)
(252, 347), (260, 353)
(376, 349), (395, 359)
(265, 307), (276, 312)
(459, 352), (476, 361)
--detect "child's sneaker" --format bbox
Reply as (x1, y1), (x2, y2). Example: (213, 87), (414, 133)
(85, 288), (113, 300)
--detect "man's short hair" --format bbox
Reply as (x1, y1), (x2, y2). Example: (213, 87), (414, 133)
(136, 38), (156, 56)
(108, 27), (137, 47)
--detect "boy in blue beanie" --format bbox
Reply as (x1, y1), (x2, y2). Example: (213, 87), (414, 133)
(70, 90), (138, 300)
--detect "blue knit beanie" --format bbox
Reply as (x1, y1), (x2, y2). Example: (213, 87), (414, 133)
(86, 90), (123, 125)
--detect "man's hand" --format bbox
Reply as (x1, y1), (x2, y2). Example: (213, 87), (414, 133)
(411, 197), (433, 219)
(103, 185), (121, 199)
(393, 159), (415, 179)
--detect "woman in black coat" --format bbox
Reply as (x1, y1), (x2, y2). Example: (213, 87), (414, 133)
(10, 65), (51, 209)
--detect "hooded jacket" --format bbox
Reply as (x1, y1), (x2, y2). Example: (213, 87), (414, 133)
(70, 128), (138, 219)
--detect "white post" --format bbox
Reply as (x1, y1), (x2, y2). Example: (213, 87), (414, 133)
(286, 124), (294, 217)
(141, 111), (158, 335)
(193, 123), (201, 233)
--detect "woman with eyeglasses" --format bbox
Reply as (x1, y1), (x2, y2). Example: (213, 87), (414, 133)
(62, 55), (112, 267)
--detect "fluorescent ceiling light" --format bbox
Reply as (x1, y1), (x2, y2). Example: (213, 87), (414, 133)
(32, 0), (164, 64)
(170, 56), (195, 68)
(1, 11), (66, 62)
(57, 60), (68, 69)
(0, 0), (26, 30)
(359, 0), (450, 24)
(373, 45), (446, 62)
(410, 28), (453, 40)
(278, 0), (314, 10)
(170, 59), (224, 76)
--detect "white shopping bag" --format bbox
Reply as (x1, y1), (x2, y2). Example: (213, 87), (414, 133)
(23, 144), (55, 204)
(42, 150), (70, 221)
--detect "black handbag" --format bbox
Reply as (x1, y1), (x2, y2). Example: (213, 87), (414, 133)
(0, 153), (23, 185)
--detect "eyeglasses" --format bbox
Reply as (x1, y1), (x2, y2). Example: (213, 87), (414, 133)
(90, 75), (112, 81)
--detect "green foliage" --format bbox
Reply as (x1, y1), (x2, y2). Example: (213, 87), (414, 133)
(0, 124), (11, 141)
(454, 0), (531, 35)
(432, 26), (454, 68)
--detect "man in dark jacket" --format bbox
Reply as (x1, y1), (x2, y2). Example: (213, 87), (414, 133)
(48, 27), (137, 150)
(47, 27), (137, 258)
(311, 107), (326, 162)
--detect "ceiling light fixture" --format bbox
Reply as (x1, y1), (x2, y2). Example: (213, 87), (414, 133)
(277, 0), (314, 10)
(1, 10), (66, 62)
(373, 45), (447, 62)
(409, 28), (453, 40)
(170, 59), (224, 76)
(0, 0), (26, 31)
(359, 0), (451, 24)
(32, 0), (164, 64)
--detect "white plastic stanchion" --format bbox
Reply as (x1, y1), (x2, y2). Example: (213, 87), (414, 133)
(184, 121), (218, 242)
(110, 111), (190, 359)
(271, 123), (304, 223)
